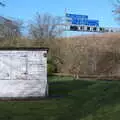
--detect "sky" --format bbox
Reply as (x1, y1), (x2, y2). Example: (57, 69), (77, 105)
(0, 0), (119, 36)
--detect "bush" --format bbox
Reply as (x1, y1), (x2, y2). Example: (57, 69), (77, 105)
(47, 59), (57, 75)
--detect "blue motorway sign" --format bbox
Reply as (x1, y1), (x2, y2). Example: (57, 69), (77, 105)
(87, 20), (99, 26)
(66, 13), (88, 25)
(71, 19), (88, 25)
(66, 13), (99, 27)
(66, 13), (88, 19)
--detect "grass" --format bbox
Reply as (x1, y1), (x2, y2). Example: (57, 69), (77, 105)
(0, 76), (120, 120)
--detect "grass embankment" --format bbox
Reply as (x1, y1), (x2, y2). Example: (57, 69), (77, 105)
(0, 76), (120, 120)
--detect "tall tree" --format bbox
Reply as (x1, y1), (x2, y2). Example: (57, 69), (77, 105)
(113, 0), (120, 22)
(29, 13), (63, 40)
(0, 18), (23, 40)
(0, 1), (5, 7)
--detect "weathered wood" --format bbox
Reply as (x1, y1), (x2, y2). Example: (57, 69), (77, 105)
(0, 50), (48, 98)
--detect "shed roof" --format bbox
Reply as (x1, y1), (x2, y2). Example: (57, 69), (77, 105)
(0, 47), (49, 51)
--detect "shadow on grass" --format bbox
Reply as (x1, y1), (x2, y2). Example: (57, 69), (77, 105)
(48, 78), (95, 98)
(48, 77), (120, 120)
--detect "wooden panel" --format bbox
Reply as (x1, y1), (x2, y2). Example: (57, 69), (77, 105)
(0, 50), (48, 98)
(0, 50), (47, 81)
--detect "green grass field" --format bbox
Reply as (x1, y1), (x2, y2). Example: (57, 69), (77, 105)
(0, 76), (120, 120)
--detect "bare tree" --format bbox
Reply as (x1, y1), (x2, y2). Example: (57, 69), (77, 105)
(29, 13), (63, 40)
(0, 18), (23, 40)
(12, 19), (24, 37)
(112, 0), (120, 22)
(0, 1), (5, 7)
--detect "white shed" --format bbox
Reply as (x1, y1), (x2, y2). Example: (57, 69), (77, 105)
(0, 47), (48, 99)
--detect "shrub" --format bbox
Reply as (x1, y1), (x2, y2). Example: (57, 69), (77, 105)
(47, 59), (57, 75)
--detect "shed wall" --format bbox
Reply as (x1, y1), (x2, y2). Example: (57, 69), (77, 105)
(0, 50), (48, 98)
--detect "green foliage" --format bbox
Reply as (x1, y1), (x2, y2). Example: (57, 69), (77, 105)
(47, 63), (56, 75)
(47, 59), (57, 75)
